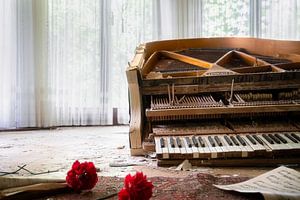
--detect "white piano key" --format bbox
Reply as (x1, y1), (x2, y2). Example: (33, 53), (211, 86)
(218, 136), (230, 152)
(218, 136), (236, 156)
(267, 134), (285, 150)
(281, 133), (300, 149)
(241, 136), (255, 156)
(273, 133), (300, 150)
(227, 135), (243, 157)
(284, 133), (299, 144)
(240, 142), (253, 156)
(241, 135), (265, 152)
(161, 137), (169, 159)
(268, 133), (293, 151)
(197, 136), (210, 157)
(182, 136), (193, 155)
(222, 135), (242, 156)
(213, 135), (226, 157)
(154, 137), (163, 155)
(203, 136), (217, 158)
(176, 137), (187, 155)
(202, 139), (212, 155)
(257, 134), (281, 151)
(293, 132), (300, 142)
(167, 137), (175, 154)
(172, 138), (181, 154)
(230, 135), (249, 157)
(188, 136), (200, 158)
(209, 135), (225, 158)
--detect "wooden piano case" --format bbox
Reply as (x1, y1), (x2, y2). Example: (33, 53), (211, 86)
(126, 37), (300, 166)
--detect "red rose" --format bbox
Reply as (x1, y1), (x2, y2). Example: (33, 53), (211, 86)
(66, 160), (98, 191)
(118, 172), (154, 200)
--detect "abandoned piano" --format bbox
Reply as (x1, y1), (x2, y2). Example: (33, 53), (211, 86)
(126, 38), (300, 166)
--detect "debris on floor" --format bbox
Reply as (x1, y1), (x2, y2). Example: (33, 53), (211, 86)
(109, 159), (147, 167)
(145, 152), (156, 159)
(116, 145), (125, 149)
(175, 160), (192, 171)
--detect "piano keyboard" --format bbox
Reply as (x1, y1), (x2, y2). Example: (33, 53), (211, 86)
(155, 132), (300, 160)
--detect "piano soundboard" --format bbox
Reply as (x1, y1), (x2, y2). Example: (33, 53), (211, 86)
(126, 38), (300, 166)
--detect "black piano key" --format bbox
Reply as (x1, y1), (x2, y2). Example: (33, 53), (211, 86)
(274, 134), (287, 144)
(176, 137), (182, 148)
(224, 135), (233, 146)
(230, 136), (240, 146)
(160, 138), (165, 148)
(262, 134), (274, 144)
(237, 135), (246, 146)
(214, 136), (222, 146)
(208, 136), (216, 147)
(291, 133), (300, 142)
(268, 134), (281, 144)
(170, 137), (175, 148)
(284, 133), (298, 143)
(198, 136), (205, 147)
(185, 137), (192, 148)
(192, 136), (199, 147)
(253, 135), (264, 145)
(246, 135), (256, 145)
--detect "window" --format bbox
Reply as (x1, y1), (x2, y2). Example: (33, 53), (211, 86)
(202, 0), (251, 37)
(1, 0), (299, 128)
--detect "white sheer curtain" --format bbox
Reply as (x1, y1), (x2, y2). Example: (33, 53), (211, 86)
(1, 0), (113, 128)
(0, 0), (37, 129)
(155, 0), (202, 39)
(47, 0), (112, 126)
(111, 0), (156, 124)
(259, 0), (300, 40)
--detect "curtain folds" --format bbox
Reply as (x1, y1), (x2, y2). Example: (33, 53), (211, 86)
(111, 0), (155, 124)
(0, 0), (299, 129)
(47, 0), (112, 126)
(154, 0), (203, 39)
(0, 0), (37, 128)
(1, 0), (114, 128)
(259, 0), (300, 40)
(0, 0), (17, 128)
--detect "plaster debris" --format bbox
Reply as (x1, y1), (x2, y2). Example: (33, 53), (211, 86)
(109, 162), (144, 167)
(175, 160), (192, 171)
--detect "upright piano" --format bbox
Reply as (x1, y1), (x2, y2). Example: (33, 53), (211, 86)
(126, 38), (300, 166)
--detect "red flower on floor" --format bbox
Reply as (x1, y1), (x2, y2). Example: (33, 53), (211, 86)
(118, 172), (154, 200)
(66, 160), (98, 191)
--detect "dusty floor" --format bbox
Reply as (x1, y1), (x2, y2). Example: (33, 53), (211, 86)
(0, 126), (286, 180)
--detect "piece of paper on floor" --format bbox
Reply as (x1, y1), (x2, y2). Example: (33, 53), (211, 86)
(214, 166), (300, 200)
